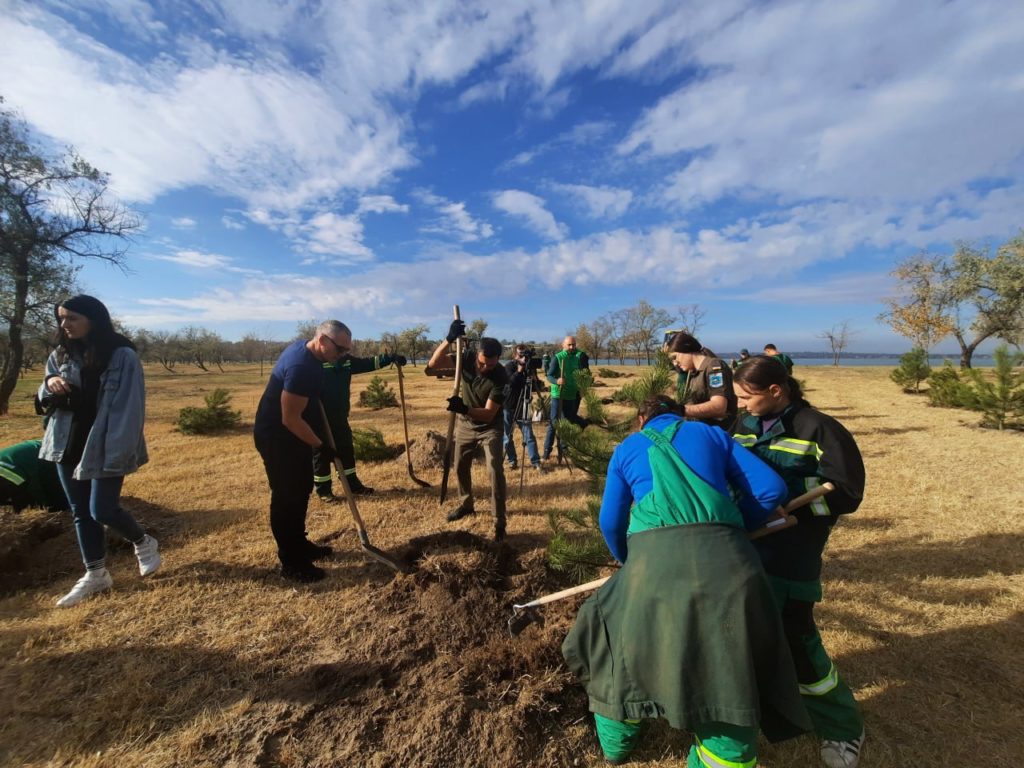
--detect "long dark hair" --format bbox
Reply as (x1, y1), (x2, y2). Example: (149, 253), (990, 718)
(667, 331), (716, 359)
(638, 393), (683, 422)
(732, 355), (810, 406)
(54, 295), (135, 371)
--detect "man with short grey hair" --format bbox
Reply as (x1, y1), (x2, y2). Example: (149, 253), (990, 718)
(254, 320), (352, 583)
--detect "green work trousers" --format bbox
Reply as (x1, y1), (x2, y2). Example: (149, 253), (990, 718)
(594, 714), (757, 766)
(769, 575), (864, 741)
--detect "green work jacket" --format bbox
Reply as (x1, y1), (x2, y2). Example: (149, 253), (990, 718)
(321, 354), (397, 438)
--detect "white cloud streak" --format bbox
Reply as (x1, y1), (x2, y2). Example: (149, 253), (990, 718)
(493, 189), (567, 241)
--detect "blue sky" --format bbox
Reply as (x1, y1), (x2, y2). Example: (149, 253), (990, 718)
(2, 0), (1023, 352)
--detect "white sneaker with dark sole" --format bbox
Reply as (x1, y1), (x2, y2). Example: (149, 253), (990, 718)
(134, 534), (161, 576)
(56, 569), (113, 607)
(821, 729), (865, 768)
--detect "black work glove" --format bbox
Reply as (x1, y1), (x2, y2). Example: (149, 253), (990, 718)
(317, 443), (337, 464)
(392, 354), (408, 366)
(446, 319), (466, 343)
(446, 395), (469, 415)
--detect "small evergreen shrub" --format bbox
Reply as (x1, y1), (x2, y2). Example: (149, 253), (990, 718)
(352, 427), (400, 461)
(890, 348), (931, 393)
(927, 363), (975, 409)
(176, 389), (241, 435)
(964, 345), (1024, 430)
(597, 367), (626, 378)
(357, 376), (399, 409)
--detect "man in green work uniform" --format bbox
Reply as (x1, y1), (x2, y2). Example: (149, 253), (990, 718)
(732, 356), (866, 768)
(313, 351), (406, 501)
(666, 332), (738, 430)
(543, 335), (590, 461)
(0, 439), (69, 512)
(764, 343), (795, 373)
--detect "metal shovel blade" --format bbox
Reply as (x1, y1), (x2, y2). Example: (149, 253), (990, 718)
(508, 607), (544, 636)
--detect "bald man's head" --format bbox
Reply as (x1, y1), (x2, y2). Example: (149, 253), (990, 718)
(563, 336), (577, 351)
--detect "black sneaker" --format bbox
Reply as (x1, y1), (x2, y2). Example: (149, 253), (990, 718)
(281, 562), (326, 583)
(303, 541), (333, 561)
(348, 476), (375, 495)
(316, 490), (337, 504)
(446, 504), (475, 522)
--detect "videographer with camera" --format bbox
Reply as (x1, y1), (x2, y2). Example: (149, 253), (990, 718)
(503, 344), (545, 473)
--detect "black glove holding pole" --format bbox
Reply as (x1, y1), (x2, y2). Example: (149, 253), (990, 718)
(446, 319), (466, 343)
(317, 443), (337, 464)
(446, 395), (469, 415)
(392, 354), (408, 366)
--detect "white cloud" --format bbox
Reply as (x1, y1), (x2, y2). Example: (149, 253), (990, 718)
(553, 183), (633, 219)
(221, 215), (246, 230)
(153, 249), (232, 269)
(300, 212), (373, 262)
(493, 190), (567, 241)
(170, 216), (197, 229)
(415, 190), (494, 242)
(356, 195), (409, 215)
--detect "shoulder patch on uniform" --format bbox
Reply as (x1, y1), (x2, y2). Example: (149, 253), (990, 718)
(709, 371), (724, 388)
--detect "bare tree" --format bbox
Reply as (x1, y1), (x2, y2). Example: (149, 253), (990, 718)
(622, 299), (675, 365)
(398, 323), (431, 366)
(676, 303), (707, 337)
(468, 318), (488, 340)
(818, 321), (856, 366)
(0, 98), (141, 413)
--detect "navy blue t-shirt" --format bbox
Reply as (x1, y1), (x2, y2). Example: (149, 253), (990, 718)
(254, 339), (324, 440)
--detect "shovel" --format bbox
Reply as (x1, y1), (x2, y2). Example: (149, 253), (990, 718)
(439, 304), (464, 505)
(318, 400), (411, 574)
(508, 481), (835, 634)
(396, 363), (431, 488)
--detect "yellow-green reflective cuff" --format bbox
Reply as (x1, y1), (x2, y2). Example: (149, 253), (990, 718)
(695, 737), (756, 768)
(0, 466), (25, 485)
(799, 663), (839, 696)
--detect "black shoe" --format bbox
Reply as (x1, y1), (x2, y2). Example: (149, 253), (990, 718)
(303, 541), (333, 561)
(446, 504), (475, 522)
(281, 562), (326, 583)
(348, 476), (375, 495)
(494, 523), (506, 542)
(508, 462), (518, 471)
(316, 490), (338, 504)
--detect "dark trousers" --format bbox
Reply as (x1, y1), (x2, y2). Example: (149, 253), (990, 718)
(312, 419), (355, 492)
(543, 396), (587, 458)
(455, 419), (506, 527)
(255, 431), (314, 567)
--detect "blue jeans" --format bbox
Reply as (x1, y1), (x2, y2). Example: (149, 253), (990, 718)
(56, 464), (144, 571)
(503, 409), (540, 467)
(543, 396), (587, 458)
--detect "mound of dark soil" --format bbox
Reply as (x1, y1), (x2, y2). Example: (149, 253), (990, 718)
(189, 532), (593, 767)
(404, 430), (484, 471)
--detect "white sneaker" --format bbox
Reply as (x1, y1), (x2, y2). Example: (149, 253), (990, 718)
(821, 729), (865, 768)
(56, 569), (113, 607)
(134, 534), (161, 576)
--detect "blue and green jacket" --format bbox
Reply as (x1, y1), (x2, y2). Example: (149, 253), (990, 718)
(546, 349), (589, 400)
(732, 402), (865, 581)
(0, 440), (68, 511)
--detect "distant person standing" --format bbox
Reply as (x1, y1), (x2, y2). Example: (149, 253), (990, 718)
(543, 336), (590, 462)
(0, 439), (68, 512)
(502, 344), (544, 472)
(732, 356), (866, 768)
(764, 344), (795, 374)
(732, 348), (751, 370)
(254, 320), (352, 582)
(37, 295), (159, 608)
(313, 350), (407, 502)
(666, 332), (737, 430)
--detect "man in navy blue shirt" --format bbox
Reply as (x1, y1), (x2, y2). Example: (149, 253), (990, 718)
(254, 320), (352, 582)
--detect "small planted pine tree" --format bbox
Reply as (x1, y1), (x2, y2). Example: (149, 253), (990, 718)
(890, 348), (932, 393)
(927, 362), (976, 409)
(357, 376), (399, 409)
(964, 345), (1024, 430)
(352, 427), (400, 460)
(176, 389), (241, 435)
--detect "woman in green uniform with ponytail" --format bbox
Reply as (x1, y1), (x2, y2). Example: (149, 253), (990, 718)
(562, 395), (811, 767)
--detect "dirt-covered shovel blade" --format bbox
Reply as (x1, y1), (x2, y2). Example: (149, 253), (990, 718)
(396, 363), (431, 488)
(318, 401), (412, 574)
(508, 606), (544, 636)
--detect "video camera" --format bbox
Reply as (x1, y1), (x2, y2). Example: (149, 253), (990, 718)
(516, 346), (543, 371)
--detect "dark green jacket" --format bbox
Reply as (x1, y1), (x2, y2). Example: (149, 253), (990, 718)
(732, 403), (865, 581)
(321, 354), (396, 437)
(546, 349), (589, 400)
(562, 524), (811, 741)
(0, 439), (68, 511)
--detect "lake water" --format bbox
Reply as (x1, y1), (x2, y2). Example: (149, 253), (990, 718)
(586, 356), (994, 368)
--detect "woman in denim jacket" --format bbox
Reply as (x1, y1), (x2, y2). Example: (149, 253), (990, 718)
(38, 295), (160, 607)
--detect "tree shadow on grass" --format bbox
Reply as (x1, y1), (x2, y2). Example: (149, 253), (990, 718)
(0, 643), (384, 764)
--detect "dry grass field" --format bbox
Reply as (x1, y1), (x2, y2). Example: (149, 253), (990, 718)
(1, 363), (1022, 767)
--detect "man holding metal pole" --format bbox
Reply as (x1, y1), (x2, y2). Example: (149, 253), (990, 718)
(542, 335), (590, 463)
(426, 323), (509, 541)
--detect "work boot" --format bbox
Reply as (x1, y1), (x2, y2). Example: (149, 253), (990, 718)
(315, 484), (337, 504)
(133, 534), (161, 577)
(821, 729), (865, 768)
(281, 562), (326, 583)
(494, 522), (506, 542)
(303, 540), (333, 562)
(508, 461), (518, 471)
(56, 569), (113, 607)
(446, 503), (475, 522)
(347, 475), (374, 495)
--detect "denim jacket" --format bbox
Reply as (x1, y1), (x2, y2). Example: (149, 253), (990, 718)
(38, 347), (149, 479)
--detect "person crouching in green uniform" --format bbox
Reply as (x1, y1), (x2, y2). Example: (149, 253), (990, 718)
(732, 356), (866, 768)
(0, 439), (69, 512)
(312, 352), (406, 501)
(562, 395), (811, 767)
